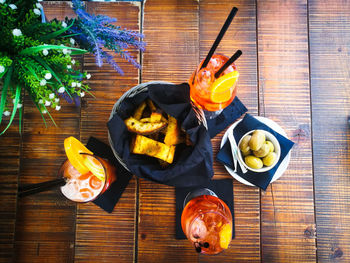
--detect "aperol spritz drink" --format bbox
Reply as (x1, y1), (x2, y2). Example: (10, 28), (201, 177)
(59, 137), (116, 202)
(189, 54), (239, 117)
(181, 189), (232, 255)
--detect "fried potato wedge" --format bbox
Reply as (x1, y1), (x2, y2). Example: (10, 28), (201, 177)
(133, 101), (147, 120)
(125, 117), (167, 135)
(150, 112), (163, 123)
(131, 135), (175, 163)
(164, 115), (181, 145)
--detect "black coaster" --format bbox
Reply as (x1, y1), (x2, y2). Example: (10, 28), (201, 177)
(207, 96), (248, 138)
(175, 179), (234, 239)
(86, 137), (133, 213)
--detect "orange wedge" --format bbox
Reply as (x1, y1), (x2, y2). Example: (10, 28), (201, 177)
(83, 155), (105, 181)
(64, 136), (93, 174)
(219, 223), (232, 249)
(210, 71), (239, 103)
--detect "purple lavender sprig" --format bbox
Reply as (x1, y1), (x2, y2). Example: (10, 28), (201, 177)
(69, 0), (145, 75)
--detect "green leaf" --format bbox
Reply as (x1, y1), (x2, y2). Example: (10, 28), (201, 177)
(0, 68), (8, 79)
(18, 103), (23, 135)
(33, 56), (73, 99)
(20, 45), (87, 56)
(0, 84), (20, 135)
(39, 19), (75, 41)
(60, 33), (82, 38)
(0, 66), (13, 126)
(21, 64), (40, 81)
(45, 108), (57, 127)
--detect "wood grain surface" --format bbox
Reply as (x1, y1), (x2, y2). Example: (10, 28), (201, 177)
(14, 2), (79, 263)
(199, 1), (260, 262)
(0, 0), (349, 262)
(257, 0), (316, 262)
(138, 0), (199, 262)
(75, 2), (139, 262)
(309, 0), (350, 261)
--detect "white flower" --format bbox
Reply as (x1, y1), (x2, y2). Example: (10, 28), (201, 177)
(38, 0), (43, 2)
(86, 73), (91, 79)
(42, 110), (47, 114)
(40, 79), (46, 86)
(17, 104), (22, 109)
(67, 65), (72, 69)
(71, 59), (76, 65)
(54, 98), (60, 103)
(38, 99), (43, 104)
(70, 38), (75, 45)
(67, 49), (72, 54)
(58, 87), (65, 93)
(36, 3), (42, 9)
(71, 82), (77, 87)
(12, 99), (16, 104)
(77, 83), (81, 88)
(42, 49), (48, 56)
(55, 105), (61, 111)
(9, 4), (17, 9)
(0, 0), (6, 4)
(44, 73), (52, 80)
(61, 21), (67, 28)
(80, 92), (85, 97)
(12, 29), (22, 37)
(33, 8), (41, 16)
(49, 93), (55, 99)
(62, 49), (68, 55)
(45, 101), (51, 106)
(0, 65), (4, 73)
(3, 111), (10, 116)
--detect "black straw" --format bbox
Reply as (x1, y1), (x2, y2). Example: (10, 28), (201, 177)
(18, 178), (66, 198)
(214, 50), (242, 78)
(200, 6), (238, 70)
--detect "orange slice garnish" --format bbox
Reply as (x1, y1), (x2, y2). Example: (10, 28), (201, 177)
(83, 155), (105, 181)
(219, 223), (232, 249)
(210, 71), (239, 103)
(64, 136), (92, 174)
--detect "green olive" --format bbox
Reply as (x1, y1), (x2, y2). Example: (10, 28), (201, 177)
(265, 141), (274, 153)
(241, 148), (251, 157)
(248, 130), (266, 151)
(253, 142), (270, 158)
(245, 155), (263, 169)
(239, 135), (251, 153)
(263, 152), (277, 166)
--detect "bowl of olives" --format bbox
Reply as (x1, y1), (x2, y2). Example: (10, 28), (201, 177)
(237, 129), (281, 173)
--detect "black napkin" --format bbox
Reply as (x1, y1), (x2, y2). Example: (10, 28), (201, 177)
(175, 179), (234, 239)
(86, 137), (133, 213)
(216, 114), (294, 190)
(206, 97), (248, 138)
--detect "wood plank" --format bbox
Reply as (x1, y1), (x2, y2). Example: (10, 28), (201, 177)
(199, 1), (260, 262)
(256, 0), (316, 262)
(309, 1), (350, 261)
(14, 2), (79, 263)
(0, 120), (21, 263)
(75, 2), (139, 262)
(138, 0), (199, 261)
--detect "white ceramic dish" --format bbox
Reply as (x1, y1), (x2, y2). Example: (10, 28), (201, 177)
(220, 116), (291, 186)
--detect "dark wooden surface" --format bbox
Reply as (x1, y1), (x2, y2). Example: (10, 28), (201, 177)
(0, 0), (349, 262)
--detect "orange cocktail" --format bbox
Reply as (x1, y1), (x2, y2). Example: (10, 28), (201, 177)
(60, 137), (116, 202)
(189, 54), (239, 113)
(181, 190), (232, 255)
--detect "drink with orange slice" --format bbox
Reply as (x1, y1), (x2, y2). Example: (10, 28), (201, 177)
(189, 54), (239, 117)
(59, 137), (116, 202)
(181, 189), (233, 255)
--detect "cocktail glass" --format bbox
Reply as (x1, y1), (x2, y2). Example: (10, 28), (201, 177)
(189, 54), (239, 119)
(181, 188), (233, 255)
(59, 153), (116, 202)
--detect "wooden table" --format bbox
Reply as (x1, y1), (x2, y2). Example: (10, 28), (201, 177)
(1, 0), (349, 262)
